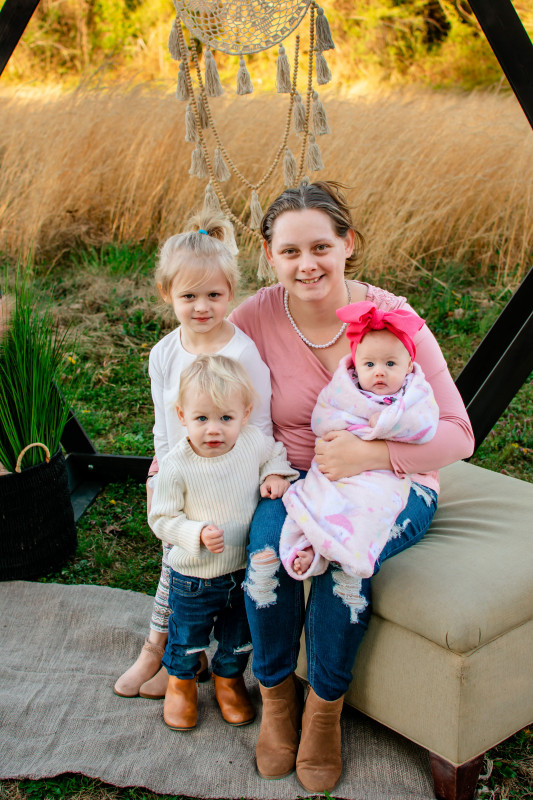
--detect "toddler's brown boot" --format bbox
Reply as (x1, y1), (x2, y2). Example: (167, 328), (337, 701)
(163, 676), (197, 730)
(212, 674), (255, 726)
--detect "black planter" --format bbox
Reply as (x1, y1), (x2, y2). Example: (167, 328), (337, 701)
(0, 449), (77, 580)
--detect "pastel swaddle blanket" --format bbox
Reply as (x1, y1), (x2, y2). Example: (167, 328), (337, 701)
(280, 355), (438, 580)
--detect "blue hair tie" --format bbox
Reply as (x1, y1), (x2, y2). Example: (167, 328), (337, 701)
(198, 228), (209, 235)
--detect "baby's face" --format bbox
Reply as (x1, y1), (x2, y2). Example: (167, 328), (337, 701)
(177, 390), (251, 458)
(354, 330), (413, 395)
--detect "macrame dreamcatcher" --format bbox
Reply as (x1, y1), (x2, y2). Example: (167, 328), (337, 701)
(168, 0), (335, 277)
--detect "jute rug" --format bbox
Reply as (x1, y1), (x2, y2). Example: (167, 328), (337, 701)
(0, 581), (435, 799)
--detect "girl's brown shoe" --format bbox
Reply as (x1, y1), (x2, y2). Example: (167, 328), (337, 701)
(113, 639), (165, 698)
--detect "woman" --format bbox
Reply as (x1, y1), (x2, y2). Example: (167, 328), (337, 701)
(229, 180), (474, 793)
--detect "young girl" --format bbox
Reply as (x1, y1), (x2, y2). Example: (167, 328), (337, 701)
(280, 301), (439, 581)
(113, 212), (273, 699)
(148, 354), (298, 730)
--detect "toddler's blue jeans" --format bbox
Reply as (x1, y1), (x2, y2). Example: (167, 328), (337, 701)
(162, 567), (252, 679)
(243, 476), (438, 701)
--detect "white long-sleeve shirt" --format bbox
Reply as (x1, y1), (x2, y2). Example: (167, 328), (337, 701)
(148, 324), (272, 466)
(148, 425), (300, 579)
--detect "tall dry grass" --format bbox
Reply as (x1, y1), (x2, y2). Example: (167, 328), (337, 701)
(0, 84), (531, 283)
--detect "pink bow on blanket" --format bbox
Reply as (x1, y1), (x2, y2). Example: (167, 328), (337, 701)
(336, 301), (425, 360)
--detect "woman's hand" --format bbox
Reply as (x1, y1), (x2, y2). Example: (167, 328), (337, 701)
(315, 431), (392, 481)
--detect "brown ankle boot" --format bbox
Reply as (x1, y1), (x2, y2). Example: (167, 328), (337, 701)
(256, 674), (303, 780)
(296, 687), (344, 793)
(163, 676), (197, 731)
(212, 674), (255, 726)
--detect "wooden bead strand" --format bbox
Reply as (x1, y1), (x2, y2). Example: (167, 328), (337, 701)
(296, 2), (316, 182)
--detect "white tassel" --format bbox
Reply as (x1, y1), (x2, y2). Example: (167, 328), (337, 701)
(315, 51), (332, 85)
(312, 91), (331, 135)
(258, 248), (275, 282)
(185, 103), (197, 142)
(205, 49), (224, 97)
(202, 182), (222, 215)
(276, 45), (292, 93)
(250, 190), (263, 229)
(197, 94), (209, 129)
(189, 144), (209, 179)
(315, 7), (335, 51)
(176, 62), (189, 101)
(283, 148), (298, 187)
(236, 56), (253, 95)
(307, 135), (324, 172)
(214, 148), (231, 182)
(293, 92), (306, 134)
(168, 18), (181, 60)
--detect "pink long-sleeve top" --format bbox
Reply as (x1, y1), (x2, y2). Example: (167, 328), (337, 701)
(229, 282), (474, 494)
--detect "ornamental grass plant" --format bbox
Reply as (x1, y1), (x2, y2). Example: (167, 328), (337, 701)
(0, 274), (81, 472)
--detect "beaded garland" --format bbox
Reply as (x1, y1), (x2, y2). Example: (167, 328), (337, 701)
(283, 280), (352, 349)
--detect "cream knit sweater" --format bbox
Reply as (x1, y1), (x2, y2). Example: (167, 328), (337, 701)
(149, 425), (299, 578)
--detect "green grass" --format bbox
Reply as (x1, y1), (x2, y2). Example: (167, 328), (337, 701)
(0, 775), (187, 800)
(3, 248), (532, 800)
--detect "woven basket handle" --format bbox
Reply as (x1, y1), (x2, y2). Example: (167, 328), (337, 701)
(15, 442), (51, 473)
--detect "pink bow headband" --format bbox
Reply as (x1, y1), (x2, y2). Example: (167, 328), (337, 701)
(336, 301), (425, 361)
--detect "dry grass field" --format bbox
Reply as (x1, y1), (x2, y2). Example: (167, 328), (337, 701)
(0, 83), (532, 285)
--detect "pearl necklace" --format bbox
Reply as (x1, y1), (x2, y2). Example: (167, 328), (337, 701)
(283, 280), (351, 349)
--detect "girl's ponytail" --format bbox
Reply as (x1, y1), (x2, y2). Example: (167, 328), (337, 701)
(189, 212), (238, 256)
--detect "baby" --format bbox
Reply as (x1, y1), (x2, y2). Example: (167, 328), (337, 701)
(148, 353), (298, 730)
(280, 301), (439, 580)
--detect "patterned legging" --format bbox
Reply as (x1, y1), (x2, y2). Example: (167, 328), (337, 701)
(150, 542), (172, 633)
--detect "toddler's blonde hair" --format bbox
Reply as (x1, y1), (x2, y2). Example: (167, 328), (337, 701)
(156, 212), (240, 298)
(177, 354), (256, 412)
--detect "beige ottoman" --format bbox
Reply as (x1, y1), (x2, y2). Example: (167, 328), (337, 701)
(296, 460), (533, 800)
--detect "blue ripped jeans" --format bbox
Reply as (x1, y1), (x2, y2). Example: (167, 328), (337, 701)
(243, 476), (438, 701)
(163, 568), (252, 680)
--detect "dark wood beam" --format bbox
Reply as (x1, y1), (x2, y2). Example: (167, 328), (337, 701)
(468, 0), (533, 131)
(0, 0), (41, 77)
(455, 268), (533, 451)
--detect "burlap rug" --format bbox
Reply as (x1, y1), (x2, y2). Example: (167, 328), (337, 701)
(0, 581), (435, 799)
